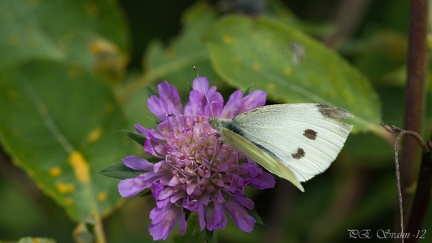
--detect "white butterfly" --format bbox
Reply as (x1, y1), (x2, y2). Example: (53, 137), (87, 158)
(209, 103), (353, 191)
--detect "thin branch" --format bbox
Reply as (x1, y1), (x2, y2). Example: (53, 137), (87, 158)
(406, 138), (432, 242)
(400, 0), (428, 225)
(383, 124), (430, 153)
(381, 124), (430, 243)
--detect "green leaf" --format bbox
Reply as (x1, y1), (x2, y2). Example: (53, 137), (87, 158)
(0, 0), (130, 225)
(206, 15), (382, 133)
(100, 162), (144, 180)
(264, 0), (334, 37)
(16, 238), (56, 243)
(137, 190), (152, 198)
(247, 209), (265, 225)
(123, 2), (225, 114)
(0, 61), (131, 222)
(122, 129), (146, 146)
(342, 31), (407, 87)
(0, 0), (128, 70)
(174, 213), (209, 243)
(205, 229), (214, 243)
(124, 2), (225, 129)
(0, 237), (56, 243)
(144, 2), (222, 94)
(147, 86), (159, 97)
(73, 218), (96, 243)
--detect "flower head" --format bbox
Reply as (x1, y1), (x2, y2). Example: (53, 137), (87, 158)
(118, 78), (275, 240)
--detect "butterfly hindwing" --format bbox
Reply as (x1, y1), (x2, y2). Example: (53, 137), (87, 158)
(220, 128), (305, 191)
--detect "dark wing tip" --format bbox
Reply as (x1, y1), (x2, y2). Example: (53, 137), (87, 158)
(316, 104), (354, 120)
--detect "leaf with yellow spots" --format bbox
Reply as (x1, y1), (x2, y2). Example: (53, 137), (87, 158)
(0, 0), (128, 70)
(0, 61), (132, 223)
(49, 167), (62, 177)
(206, 15), (382, 134)
(55, 182), (75, 194)
(97, 192), (107, 202)
(86, 127), (103, 144)
(15, 237), (56, 243)
(0, 0), (130, 227)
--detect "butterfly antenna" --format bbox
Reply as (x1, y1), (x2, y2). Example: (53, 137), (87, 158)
(235, 151), (240, 176)
(209, 138), (219, 164)
(194, 66), (215, 117)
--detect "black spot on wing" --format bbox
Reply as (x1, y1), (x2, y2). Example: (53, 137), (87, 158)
(316, 104), (349, 120)
(303, 129), (317, 140)
(292, 148), (305, 159)
(316, 104), (354, 130)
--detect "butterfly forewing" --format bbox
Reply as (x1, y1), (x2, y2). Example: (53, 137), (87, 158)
(231, 104), (353, 182)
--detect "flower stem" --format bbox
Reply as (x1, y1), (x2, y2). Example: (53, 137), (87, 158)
(401, 0), (428, 229)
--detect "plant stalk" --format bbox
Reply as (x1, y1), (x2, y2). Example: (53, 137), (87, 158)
(400, 0), (428, 230)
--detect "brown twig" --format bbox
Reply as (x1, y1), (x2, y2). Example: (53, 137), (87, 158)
(400, 0), (428, 227)
(382, 124), (430, 243)
(406, 138), (432, 242)
(382, 124), (431, 243)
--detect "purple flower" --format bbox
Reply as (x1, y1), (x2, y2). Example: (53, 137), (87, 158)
(118, 78), (275, 240)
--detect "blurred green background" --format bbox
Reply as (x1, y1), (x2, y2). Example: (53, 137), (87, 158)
(0, 0), (431, 242)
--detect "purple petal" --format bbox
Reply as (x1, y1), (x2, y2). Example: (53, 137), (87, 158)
(232, 195), (254, 210)
(158, 81), (182, 108)
(184, 90), (204, 116)
(167, 175), (181, 186)
(184, 77), (209, 116)
(241, 159), (276, 189)
(234, 175), (245, 187)
(223, 197), (256, 232)
(123, 155), (154, 171)
(134, 124), (147, 134)
(149, 203), (171, 224)
(179, 210), (187, 236)
(240, 162), (259, 177)
(135, 124), (164, 140)
(157, 118), (179, 136)
(156, 198), (170, 208)
(237, 90), (266, 114)
(200, 193), (211, 206)
(191, 76), (209, 92)
(149, 204), (183, 241)
(118, 176), (151, 198)
(248, 171), (276, 190)
(184, 199), (198, 211)
(214, 190), (225, 204)
(186, 183), (197, 195)
(143, 129), (166, 158)
(205, 202), (227, 231)
(221, 90), (243, 118)
(157, 187), (176, 200)
(147, 81), (183, 120)
(198, 202), (206, 230)
(170, 191), (186, 204)
(206, 86), (224, 116)
(151, 182), (164, 198)
(184, 77), (224, 117)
